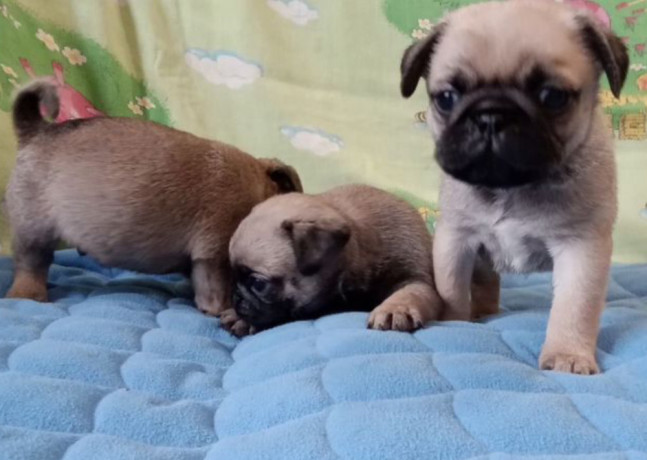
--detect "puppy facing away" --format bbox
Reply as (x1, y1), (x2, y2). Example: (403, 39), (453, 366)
(401, 0), (629, 373)
(223, 184), (477, 337)
(5, 81), (302, 316)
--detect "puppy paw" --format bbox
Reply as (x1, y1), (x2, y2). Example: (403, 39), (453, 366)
(7, 281), (48, 303)
(197, 305), (222, 317)
(220, 308), (256, 337)
(368, 303), (425, 332)
(195, 297), (226, 317)
(540, 351), (599, 375)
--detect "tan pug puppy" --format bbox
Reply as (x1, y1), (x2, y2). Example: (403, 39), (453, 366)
(5, 80), (302, 316)
(222, 184), (455, 337)
(400, 0), (629, 374)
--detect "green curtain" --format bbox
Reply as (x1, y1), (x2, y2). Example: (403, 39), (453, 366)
(1, 0), (646, 261)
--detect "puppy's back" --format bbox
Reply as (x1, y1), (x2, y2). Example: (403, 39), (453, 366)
(8, 84), (271, 272)
(322, 185), (434, 282)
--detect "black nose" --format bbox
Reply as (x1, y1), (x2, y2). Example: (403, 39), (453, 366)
(474, 111), (507, 135)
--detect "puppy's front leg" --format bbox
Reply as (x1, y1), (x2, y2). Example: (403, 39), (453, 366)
(470, 255), (500, 320)
(368, 281), (443, 331)
(539, 236), (612, 374)
(433, 223), (477, 321)
(191, 257), (232, 316)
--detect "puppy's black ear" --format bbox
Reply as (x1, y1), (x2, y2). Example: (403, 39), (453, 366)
(262, 158), (304, 193)
(576, 15), (629, 98)
(400, 23), (446, 98)
(282, 218), (350, 275)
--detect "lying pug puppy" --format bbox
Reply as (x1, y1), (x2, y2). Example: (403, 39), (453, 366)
(400, 0), (628, 374)
(5, 80), (302, 316)
(223, 184), (492, 337)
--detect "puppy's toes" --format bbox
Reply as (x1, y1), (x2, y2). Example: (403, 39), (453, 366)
(391, 312), (415, 331)
(197, 305), (220, 317)
(368, 303), (425, 332)
(220, 308), (256, 337)
(195, 298), (225, 317)
(539, 352), (599, 375)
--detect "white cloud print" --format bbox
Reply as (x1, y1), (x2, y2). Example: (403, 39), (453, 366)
(267, 0), (318, 26)
(281, 126), (343, 156)
(185, 49), (262, 89)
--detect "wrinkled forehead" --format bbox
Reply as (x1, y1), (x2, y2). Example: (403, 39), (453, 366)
(233, 247), (294, 278)
(230, 215), (295, 276)
(429, 2), (595, 90)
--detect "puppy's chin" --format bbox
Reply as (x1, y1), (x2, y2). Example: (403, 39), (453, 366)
(435, 130), (554, 188)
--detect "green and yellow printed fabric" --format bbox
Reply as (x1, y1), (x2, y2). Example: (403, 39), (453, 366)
(1, 0), (646, 261)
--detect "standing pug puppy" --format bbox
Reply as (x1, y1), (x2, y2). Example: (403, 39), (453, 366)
(400, 0), (628, 374)
(223, 184), (448, 336)
(6, 81), (302, 316)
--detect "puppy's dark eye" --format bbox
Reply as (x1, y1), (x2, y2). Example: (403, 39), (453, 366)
(434, 90), (461, 113)
(538, 87), (570, 111)
(249, 275), (271, 297)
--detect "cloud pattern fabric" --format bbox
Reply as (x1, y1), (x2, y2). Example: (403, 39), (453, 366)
(185, 50), (263, 90)
(0, 0), (646, 261)
(267, 0), (319, 26)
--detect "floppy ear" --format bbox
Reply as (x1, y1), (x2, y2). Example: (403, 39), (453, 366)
(400, 23), (446, 98)
(282, 218), (350, 275)
(576, 15), (629, 98)
(261, 158), (304, 193)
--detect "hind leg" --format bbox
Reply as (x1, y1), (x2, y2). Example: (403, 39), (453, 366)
(5, 146), (57, 302)
(7, 234), (56, 302)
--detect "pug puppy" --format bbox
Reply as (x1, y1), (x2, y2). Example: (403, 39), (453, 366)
(5, 80), (302, 316)
(400, 0), (629, 374)
(222, 184), (452, 336)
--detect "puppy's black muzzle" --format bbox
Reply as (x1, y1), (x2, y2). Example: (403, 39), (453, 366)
(233, 284), (290, 331)
(435, 88), (561, 188)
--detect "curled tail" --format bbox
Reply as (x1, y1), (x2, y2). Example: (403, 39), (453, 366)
(12, 79), (59, 143)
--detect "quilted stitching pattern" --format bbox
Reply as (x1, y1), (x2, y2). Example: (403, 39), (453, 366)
(1, 250), (647, 460)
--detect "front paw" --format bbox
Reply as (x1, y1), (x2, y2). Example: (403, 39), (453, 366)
(368, 303), (426, 332)
(220, 308), (256, 337)
(195, 297), (226, 317)
(539, 351), (599, 375)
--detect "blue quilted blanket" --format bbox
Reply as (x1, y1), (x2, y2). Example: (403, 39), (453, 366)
(1, 250), (646, 460)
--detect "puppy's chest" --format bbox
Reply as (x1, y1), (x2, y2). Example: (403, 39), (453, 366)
(476, 217), (553, 274)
